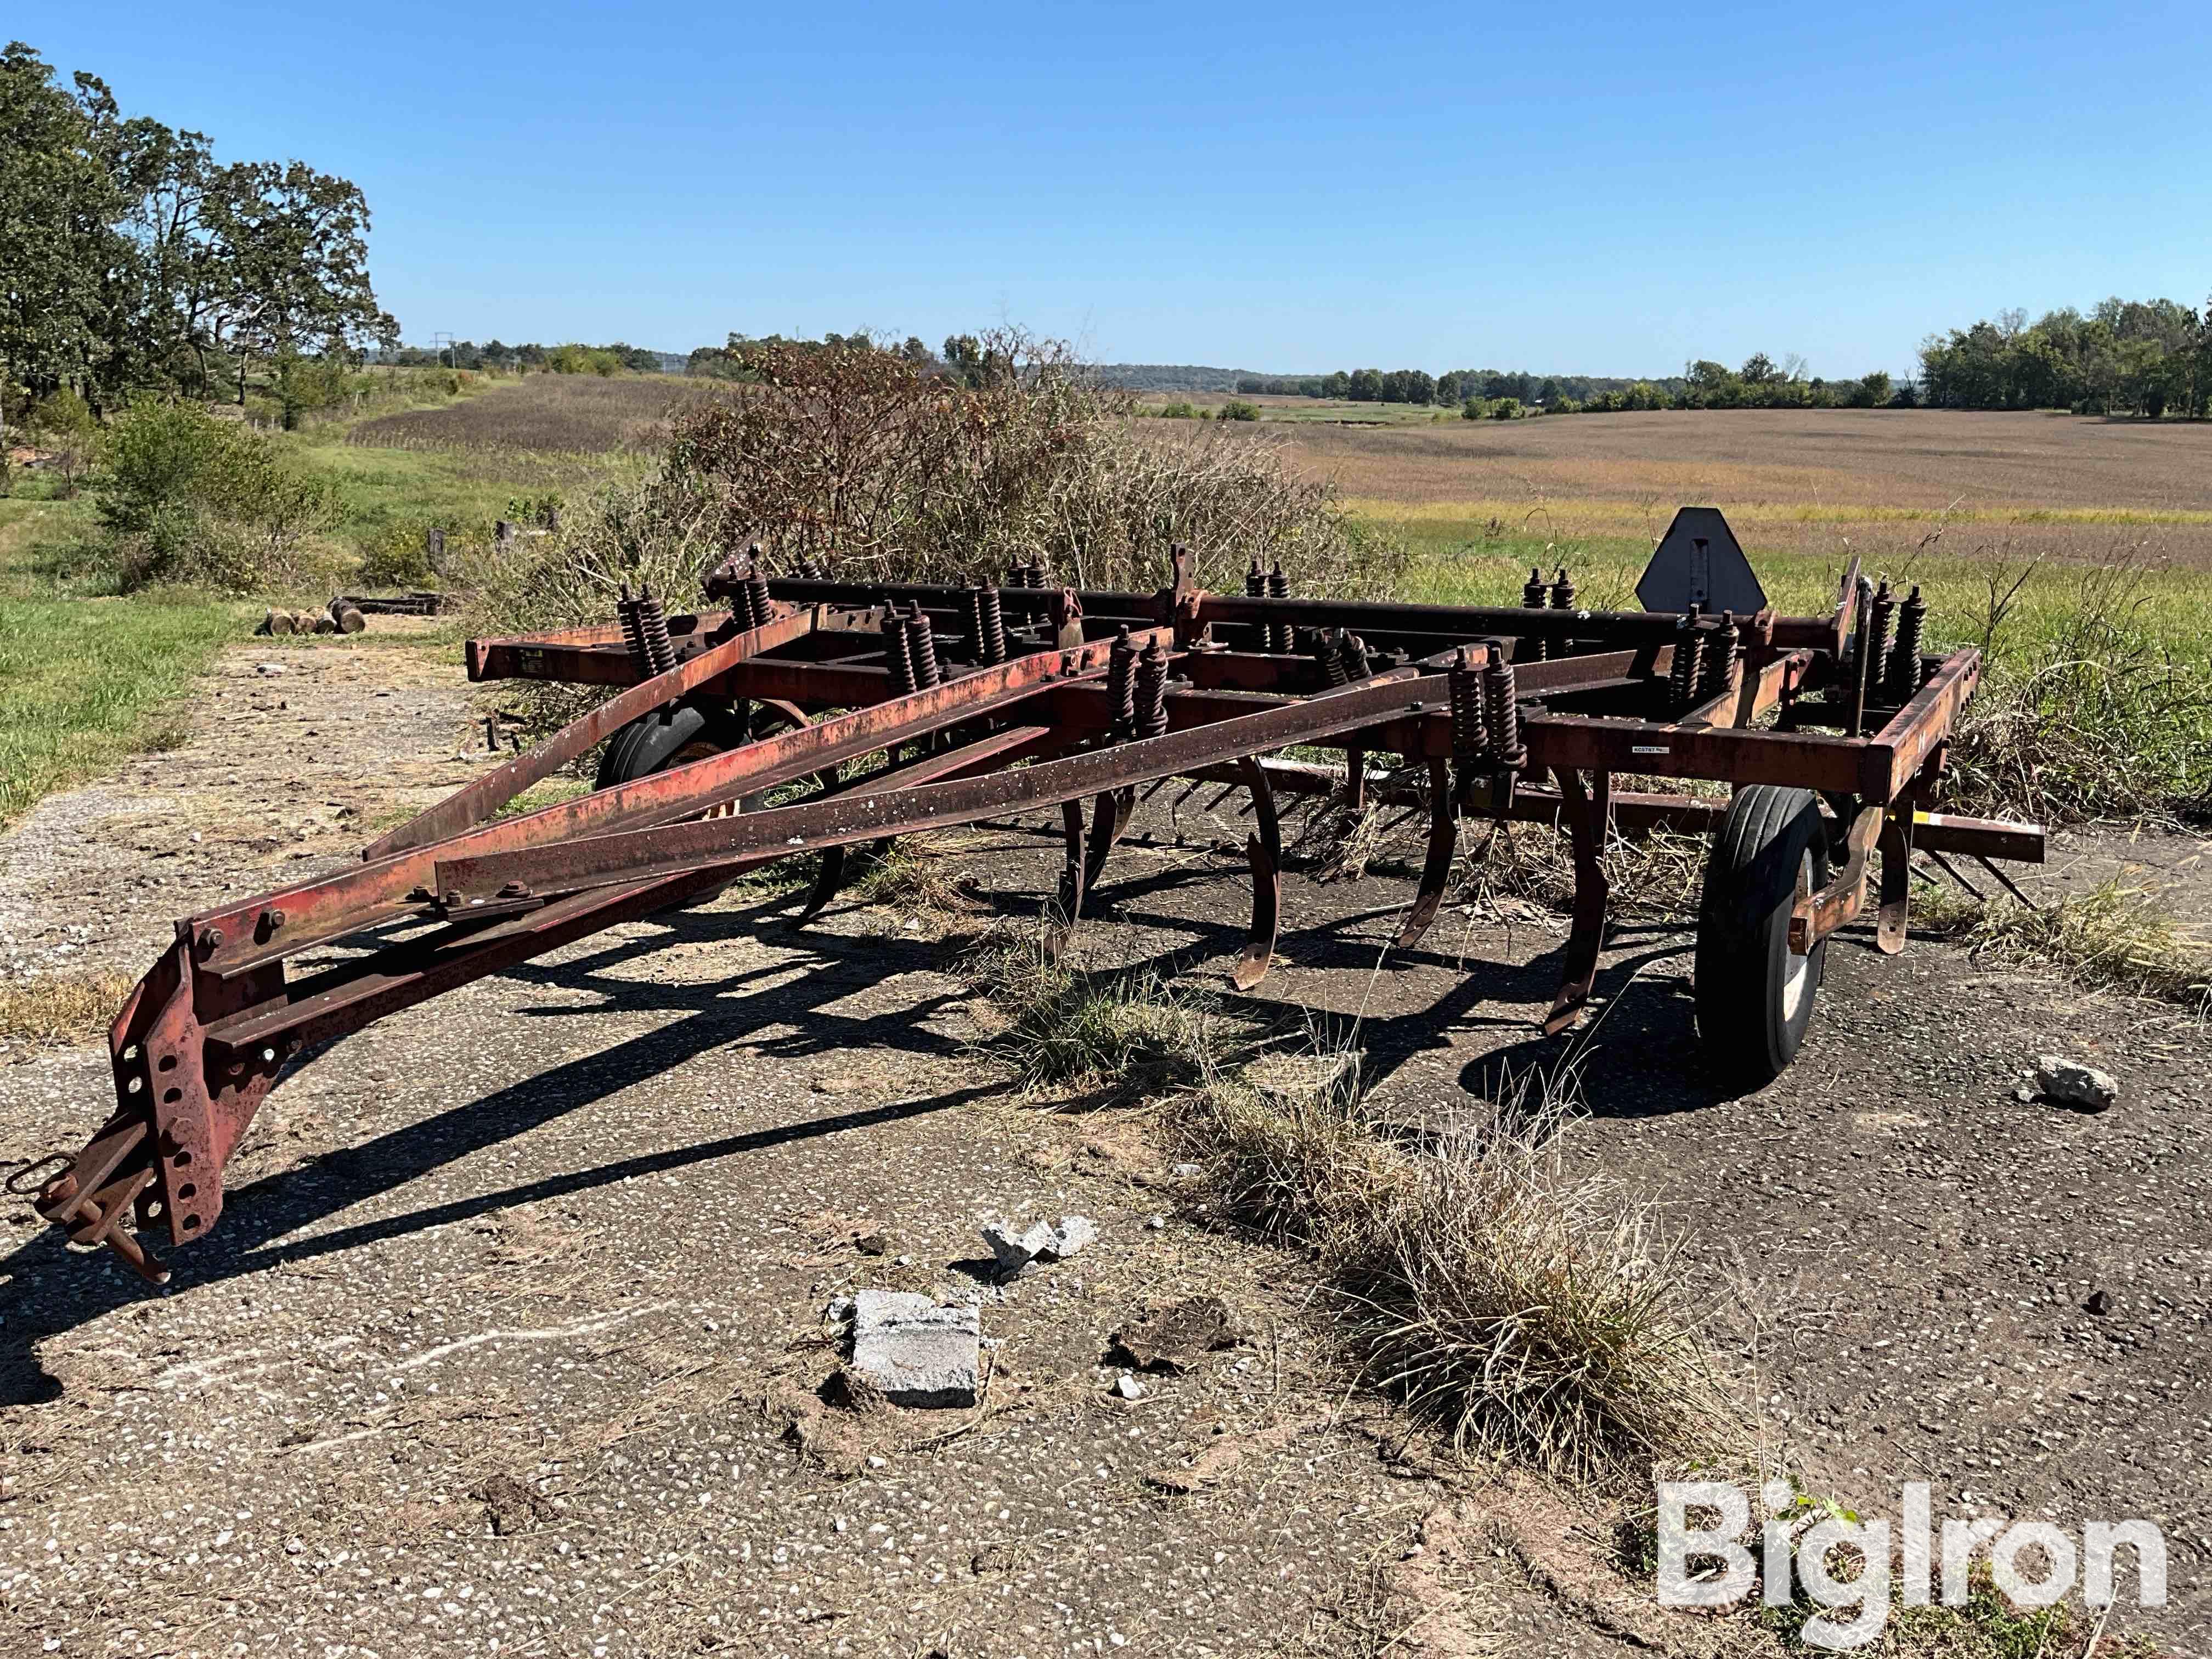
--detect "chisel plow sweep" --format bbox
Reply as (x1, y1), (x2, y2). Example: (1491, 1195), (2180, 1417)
(27, 512), (2043, 1283)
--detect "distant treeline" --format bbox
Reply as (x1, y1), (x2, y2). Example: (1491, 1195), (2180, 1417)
(1226, 358), (1905, 413)
(1918, 297), (2210, 416)
(376, 341), (681, 375)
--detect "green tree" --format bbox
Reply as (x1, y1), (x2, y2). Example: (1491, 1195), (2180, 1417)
(0, 41), (122, 456)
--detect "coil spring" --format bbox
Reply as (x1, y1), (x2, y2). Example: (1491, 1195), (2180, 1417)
(1887, 584), (1926, 702)
(635, 584), (676, 677)
(1866, 580), (1897, 701)
(1106, 626), (1139, 735)
(1697, 613), (1740, 706)
(741, 570), (773, 631)
(976, 584), (1007, 664)
(907, 605), (942, 688)
(962, 586), (985, 665)
(1482, 653), (1523, 766)
(616, 583), (650, 674)
(1549, 566), (1576, 610)
(1448, 648), (1487, 757)
(884, 609), (916, 696)
(1521, 567), (1551, 662)
(1133, 637), (1171, 739)
(1244, 558), (1267, 652)
(1337, 631), (1371, 682)
(1266, 562), (1290, 652)
(1311, 630), (1350, 687)
(1668, 615), (1705, 712)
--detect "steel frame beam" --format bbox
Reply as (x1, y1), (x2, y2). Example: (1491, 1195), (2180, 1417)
(29, 562), (2042, 1283)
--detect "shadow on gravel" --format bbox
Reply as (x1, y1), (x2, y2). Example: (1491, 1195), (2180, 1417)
(2, 859), (1745, 1402)
(0, 901), (1008, 1405)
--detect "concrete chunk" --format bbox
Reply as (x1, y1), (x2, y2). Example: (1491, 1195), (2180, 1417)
(980, 1213), (1097, 1273)
(850, 1289), (980, 1408)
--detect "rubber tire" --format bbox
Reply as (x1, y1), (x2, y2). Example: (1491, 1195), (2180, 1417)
(594, 698), (748, 791)
(1694, 785), (1831, 1088)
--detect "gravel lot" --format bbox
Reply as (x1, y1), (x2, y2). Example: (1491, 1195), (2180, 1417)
(2, 638), (2205, 1656)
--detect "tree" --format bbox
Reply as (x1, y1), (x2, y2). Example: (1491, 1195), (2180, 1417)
(1347, 368), (1383, 402)
(0, 41), (122, 450)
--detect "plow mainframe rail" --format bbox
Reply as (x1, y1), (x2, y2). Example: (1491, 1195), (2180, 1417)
(32, 521), (2043, 1283)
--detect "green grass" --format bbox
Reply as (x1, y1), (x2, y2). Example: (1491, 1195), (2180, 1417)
(0, 590), (243, 827)
(287, 436), (646, 556)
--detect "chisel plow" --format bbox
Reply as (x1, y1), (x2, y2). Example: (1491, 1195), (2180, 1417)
(26, 512), (2042, 1283)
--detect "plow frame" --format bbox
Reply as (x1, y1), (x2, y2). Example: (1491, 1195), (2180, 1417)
(30, 534), (2042, 1283)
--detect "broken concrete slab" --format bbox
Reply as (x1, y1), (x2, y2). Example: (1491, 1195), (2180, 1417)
(850, 1288), (980, 1408)
(980, 1212), (1096, 1273)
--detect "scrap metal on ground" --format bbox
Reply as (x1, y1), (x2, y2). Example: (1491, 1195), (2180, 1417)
(27, 510), (2043, 1283)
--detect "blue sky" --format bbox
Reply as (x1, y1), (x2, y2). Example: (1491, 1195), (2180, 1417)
(34, 3), (2211, 377)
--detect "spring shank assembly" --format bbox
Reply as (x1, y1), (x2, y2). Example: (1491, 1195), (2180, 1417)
(27, 511), (2043, 1285)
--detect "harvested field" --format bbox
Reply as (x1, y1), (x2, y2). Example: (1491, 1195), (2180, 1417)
(346, 375), (727, 455)
(1221, 407), (2212, 572)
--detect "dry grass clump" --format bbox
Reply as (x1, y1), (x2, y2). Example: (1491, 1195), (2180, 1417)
(0, 969), (135, 1044)
(969, 934), (1225, 1099)
(1180, 1063), (1728, 1488)
(1945, 556), (2212, 823)
(1920, 879), (2210, 1015)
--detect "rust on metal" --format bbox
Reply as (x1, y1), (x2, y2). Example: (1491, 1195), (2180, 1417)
(24, 511), (2049, 1280)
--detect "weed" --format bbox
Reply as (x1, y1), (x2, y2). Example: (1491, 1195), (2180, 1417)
(1176, 1052), (1728, 1487)
(1919, 879), (2210, 1014)
(0, 968), (136, 1044)
(970, 933), (1227, 1099)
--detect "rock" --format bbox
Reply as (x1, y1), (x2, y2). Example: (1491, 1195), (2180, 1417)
(2086, 1290), (2113, 1316)
(255, 662), (286, 676)
(1112, 1295), (1238, 1372)
(853, 1231), (889, 1256)
(2036, 1056), (2119, 1112)
(850, 1289), (980, 1408)
(1171, 1161), (1203, 1180)
(1111, 1374), (1147, 1400)
(980, 1213), (1096, 1273)
(2012, 1085), (2035, 1103)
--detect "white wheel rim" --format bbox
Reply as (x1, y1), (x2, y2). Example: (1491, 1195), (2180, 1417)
(1781, 848), (1816, 1022)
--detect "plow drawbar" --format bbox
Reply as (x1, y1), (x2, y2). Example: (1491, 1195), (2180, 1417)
(28, 513), (2042, 1282)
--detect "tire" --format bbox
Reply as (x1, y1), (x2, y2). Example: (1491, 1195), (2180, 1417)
(1694, 785), (1831, 1088)
(595, 698), (744, 790)
(595, 698), (804, 811)
(592, 699), (811, 911)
